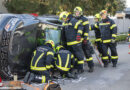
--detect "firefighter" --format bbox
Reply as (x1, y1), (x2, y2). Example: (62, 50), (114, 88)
(24, 40), (55, 84)
(73, 7), (94, 72)
(59, 11), (85, 73)
(97, 10), (118, 67)
(59, 11), (73, 48)
(90, 14), (111, 63)
(55, 45), (77, 79)
(128, 27), (130, 42)
(90, 13), (102, 55)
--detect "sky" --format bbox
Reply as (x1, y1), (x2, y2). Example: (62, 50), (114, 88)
(126, 0), (130, 7)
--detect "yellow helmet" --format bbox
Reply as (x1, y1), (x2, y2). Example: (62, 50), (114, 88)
(94, 13), (101, 19)
(74, 6), (83, 16)
(56, 45), (64, 51)
(45, 40), (55, 48)
(74, 6), (82, 12)
(59, 11), (69, 21)
(100, 10), (107, 15)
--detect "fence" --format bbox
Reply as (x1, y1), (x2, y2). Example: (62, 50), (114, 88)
(88, 17), (130, 36)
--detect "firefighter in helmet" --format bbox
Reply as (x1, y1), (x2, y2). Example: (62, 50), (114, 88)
(24, 40), (55, 84)
(90, 13), (102, 56)
(59, 11), (85, 73)
(55, 45), (77, 79)
(74, 6), (94, 72)
(97, 10), (118, 67)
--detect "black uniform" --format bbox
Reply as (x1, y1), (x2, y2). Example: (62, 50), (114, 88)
(30, 45), (54, 83)
(97, 17), (118, 66)
(61, 15), (73, 48)
(77, 15), (94, 69)
(90, 22), (102, 54)
(55, 49), (75, 77)
(63, 17), (84, 70)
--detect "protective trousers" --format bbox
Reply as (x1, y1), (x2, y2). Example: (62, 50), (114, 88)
(67, 43), (84, 70)
(102, 43), (118, 65)
(96, 41), (103, 54)
(82, 42), (94, 68)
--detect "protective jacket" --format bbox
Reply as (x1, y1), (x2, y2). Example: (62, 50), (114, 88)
(77, 15), (89, 40)
(55, 49), (75, 72)
(90, 22), (101, 42)
(30, 45), (54, 71)
(96, 17), (117, 43)
(63, 17), (83, 46)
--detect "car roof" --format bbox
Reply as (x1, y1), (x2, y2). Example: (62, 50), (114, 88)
(0, 14), (39, 26)
(37, 16), (62, 26)
(0, 14), (62, 27)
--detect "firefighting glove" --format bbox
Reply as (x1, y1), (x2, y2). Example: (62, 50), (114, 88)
(111, 39), (115, 43)
(76, 35), (81, 41)
(111, 37), (116, 43)
(83, 39), (87, 44)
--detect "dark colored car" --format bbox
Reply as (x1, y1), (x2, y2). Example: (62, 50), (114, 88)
(0, 14), (62, 80)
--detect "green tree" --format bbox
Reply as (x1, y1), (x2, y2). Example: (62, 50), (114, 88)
(4, 0), (126, 15)
(5, 0), (40, 14)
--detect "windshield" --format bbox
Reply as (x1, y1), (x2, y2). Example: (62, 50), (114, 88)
(45, 28), (61, 46)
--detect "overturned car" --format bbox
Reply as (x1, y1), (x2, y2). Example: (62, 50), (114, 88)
(0, 14), (62, 80)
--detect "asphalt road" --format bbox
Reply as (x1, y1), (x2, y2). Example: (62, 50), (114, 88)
(20, 43), (130, 90)
(61, 43), (130, 90)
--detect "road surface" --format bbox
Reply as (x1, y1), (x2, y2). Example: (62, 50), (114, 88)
(13, 43), (130, 90)
(61, 43), (130, 90)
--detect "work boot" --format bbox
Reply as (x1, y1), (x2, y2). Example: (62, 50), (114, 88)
(104, 62), (108, 68)
(23, 72), (31, 83)
(88, 67), (94, 72)
(104, 63), (109, 68)
(113, 64), (116, 67)
(113, 63), (117, 67)
(27, 73), (35, 84)
(103, 61), (109, 68)
(104, 64), (108, 68)
(112, 61), (117, 67)
(77, 69), (84, 74)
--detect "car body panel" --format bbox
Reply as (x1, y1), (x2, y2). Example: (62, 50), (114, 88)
(0, 14), (62, 80)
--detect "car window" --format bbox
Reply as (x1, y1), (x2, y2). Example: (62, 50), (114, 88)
(16, 21), (24, 29)
(45, 28), (61, 46)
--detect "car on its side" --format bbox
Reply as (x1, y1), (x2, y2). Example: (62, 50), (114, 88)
(0, 14), (62, 80)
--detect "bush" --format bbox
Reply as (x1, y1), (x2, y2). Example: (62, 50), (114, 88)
(90, 34), (128, 44)
(116, 34), (127, 42)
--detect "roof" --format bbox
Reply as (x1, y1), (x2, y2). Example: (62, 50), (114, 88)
(125, 8), (130, 11)
(124, 8), (130, 14)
